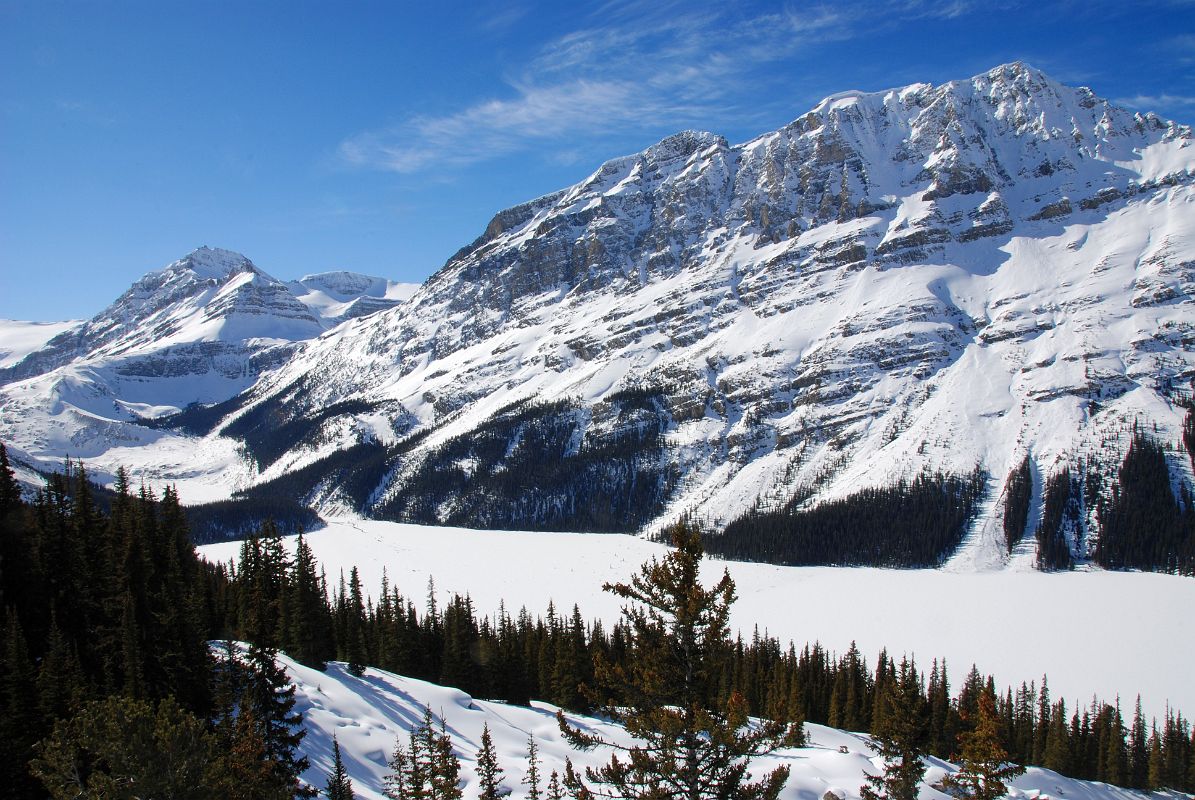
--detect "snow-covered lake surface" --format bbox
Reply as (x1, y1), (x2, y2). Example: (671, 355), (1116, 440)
(199, 518), (1195, 723)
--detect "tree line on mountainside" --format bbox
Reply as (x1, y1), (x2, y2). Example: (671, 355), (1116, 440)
(2, 442), (1194, 797)
(708, 471), (986, 567)
(712, 420), (1195, 576)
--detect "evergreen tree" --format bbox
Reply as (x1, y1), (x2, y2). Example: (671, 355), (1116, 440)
(37, 612), (87, 721)
(286, 532), (334, 669)
(243, 642), (317, 798)
(430, 715), (464, 800)
(940, 690), (1025, 800)
(345, 566), (369, 677)
(1, 609), (43, 798)
(524, 735), (542, 800)
(31, 695), (216, 800)
(326, 734), (355, 800)
(0, 442), (19, 512)
(860, 657), (927, 800)
(559, 522), (801, 800)
(547, 770), (565, 800)
(386, 706), (463, 800)
(1043, 700), (1070, 775)
(476, 723), (507, 800)
(1129, 696), (1148, 789)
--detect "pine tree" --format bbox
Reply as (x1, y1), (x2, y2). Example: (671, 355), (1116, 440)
(476, 723), (506, 800)
(243, 642), (317, 798)
(546, 769), (564, 800)
(1129, 696), (1148, 789)
(1043, 700), (1070, 775)
(558, 522), (801, 800)
(383, 731), (414, 800)
(940, 690), (1024, 800)
(326, 735), (355, 800)
(386, 707), (463, 800)
(860, 657), (927, 800)
(30, 695), (216, 800)
(430, 715), (464, 800)
(0, 441), (20, 512)
(523, 735), (542, 800)
(345, 566), (369, 677)
(1, 609), (43, 798)
(37, 612), (87, 721)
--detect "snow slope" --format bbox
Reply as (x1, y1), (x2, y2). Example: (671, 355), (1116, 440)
(278, 650), (1176, 800)
(0, 319), (81, 367)
(199, 519), (1195, 724)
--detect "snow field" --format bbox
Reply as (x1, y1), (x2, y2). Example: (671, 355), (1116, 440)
(284, 651), (1167, 800)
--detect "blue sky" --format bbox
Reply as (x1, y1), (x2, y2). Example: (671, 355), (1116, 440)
(2, 0), (1193, 321)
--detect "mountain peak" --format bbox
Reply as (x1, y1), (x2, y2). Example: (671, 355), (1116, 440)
(171, 246), (257, 281)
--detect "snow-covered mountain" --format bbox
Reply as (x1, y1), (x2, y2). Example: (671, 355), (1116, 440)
(4, 63), (1194, 565)
(287, 271), (418, 325)
(0, 247), (415, 496)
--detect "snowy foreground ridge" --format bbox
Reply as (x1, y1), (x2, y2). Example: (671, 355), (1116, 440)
(282, 651), (1170, 800)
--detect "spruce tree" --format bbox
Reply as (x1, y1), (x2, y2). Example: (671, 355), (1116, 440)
(326, 734), (355, 800)
(244, 642), (317, 798)
(860, 657), (927, 800)
(940, 690), (1024, 800)
(430, 715), (464, 800)
(558, 522), (802, 800)
(1, 609), (43, 798)
(476, 723), (506, 800)
(1043, 700), (1070, 774)
(30, 695), (216, 800)
(386, 706), (463, 800)
(346, 566), (369, 677)
(546, 770), (565, 800)
(0, 441), (20, 512)
(523, 735), (542, 800)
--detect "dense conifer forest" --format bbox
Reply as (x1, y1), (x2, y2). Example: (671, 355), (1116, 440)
(708, 472), (986, 567)
(2, 442), (1194, 797)
(712, 418), (1195, 576)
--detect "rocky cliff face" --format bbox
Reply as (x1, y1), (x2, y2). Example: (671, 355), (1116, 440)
(4, 63), (1193, 567)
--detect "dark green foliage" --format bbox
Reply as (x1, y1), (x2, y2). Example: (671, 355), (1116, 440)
(861, 657), (927, 800)
(524, 736), (543, 800)
(940, 690), (1024, 800)
(243, 641), (316, 797)
(1003, 456), (1032, 553)
(1095, 430), (1195, 574)
(476, 723), (506, 800)
(376, 396), (675, 533)
(384, 706), (464, 800)
(1035, 468), (1078, 570)
(1183, 405), (1195, 473)
(711, 471), (986, 567)
(185, 495), (321, 544)
(30, 695), (217, 800)
(326, 735), (355, 800)
(559, 523), (802, 800)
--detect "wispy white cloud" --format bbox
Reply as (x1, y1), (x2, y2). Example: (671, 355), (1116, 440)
(1115, 93), (1195, 110)
(337, 1), (983, 174)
